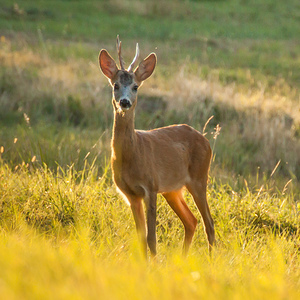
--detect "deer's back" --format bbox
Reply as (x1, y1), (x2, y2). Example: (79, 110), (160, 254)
(136, 124), (210, 159)
(134, 124), (212, 192)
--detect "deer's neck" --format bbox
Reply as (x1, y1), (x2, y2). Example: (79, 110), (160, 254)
(112, 108), (137, 163)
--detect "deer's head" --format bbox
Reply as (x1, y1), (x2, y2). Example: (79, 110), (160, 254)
(99, 36), (156, 113)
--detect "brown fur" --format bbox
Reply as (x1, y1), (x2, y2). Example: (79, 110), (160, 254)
(99, 42), (215, 258)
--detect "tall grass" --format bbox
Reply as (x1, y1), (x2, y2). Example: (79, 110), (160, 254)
(0, 161), (299, 299)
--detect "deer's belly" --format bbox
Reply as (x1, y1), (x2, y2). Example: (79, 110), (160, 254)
(157, 176), (189, 193)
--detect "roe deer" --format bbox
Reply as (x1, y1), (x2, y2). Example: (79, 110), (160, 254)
(99, 36), (215, 258)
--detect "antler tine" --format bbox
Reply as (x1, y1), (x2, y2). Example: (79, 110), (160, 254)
(128, 43), (139, 72)
(116, 35), (125, 70)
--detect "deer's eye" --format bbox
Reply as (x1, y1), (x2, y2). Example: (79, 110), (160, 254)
(114, 83), (119, 90)
(132, 85), (138, 92)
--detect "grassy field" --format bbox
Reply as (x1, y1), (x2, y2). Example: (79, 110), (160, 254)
(0, 0), (300, 299)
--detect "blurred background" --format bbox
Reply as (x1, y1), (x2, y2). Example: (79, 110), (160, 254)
(0, 0), (299, 192)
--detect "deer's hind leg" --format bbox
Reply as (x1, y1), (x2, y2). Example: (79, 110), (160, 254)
(162, 190), (197, 256)
(186, 179), (215, 252)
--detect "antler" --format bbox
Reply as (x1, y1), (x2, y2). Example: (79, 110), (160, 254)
(116, 35), (125, 70)
(128, 43), (139, 72)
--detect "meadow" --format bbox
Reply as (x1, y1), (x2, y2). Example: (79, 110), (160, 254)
(0, 0), (300, 299)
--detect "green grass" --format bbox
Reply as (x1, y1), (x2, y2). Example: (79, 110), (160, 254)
(1, 0), (299, 87)
(0, 0), (300, 298)
(0, 162), (299, 299)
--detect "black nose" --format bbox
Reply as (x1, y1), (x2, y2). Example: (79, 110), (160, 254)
(119, 99), (131, 109)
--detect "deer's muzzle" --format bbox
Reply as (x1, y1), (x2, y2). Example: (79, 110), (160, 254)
(119, 98), (132, 110)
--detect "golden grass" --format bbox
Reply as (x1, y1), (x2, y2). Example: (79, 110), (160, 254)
(0, 162), (299, 299)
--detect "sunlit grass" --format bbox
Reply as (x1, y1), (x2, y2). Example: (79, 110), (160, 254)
(1, 227), (299, 300)
(0, 162), (299, 299)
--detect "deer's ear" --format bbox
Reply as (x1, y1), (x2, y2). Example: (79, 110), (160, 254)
(134, 53), (156, 82)
(99, 50), (118, 80)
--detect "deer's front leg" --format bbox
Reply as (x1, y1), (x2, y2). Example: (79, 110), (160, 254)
(130, 198), (147, 258)
(145, 192), (157, 257)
